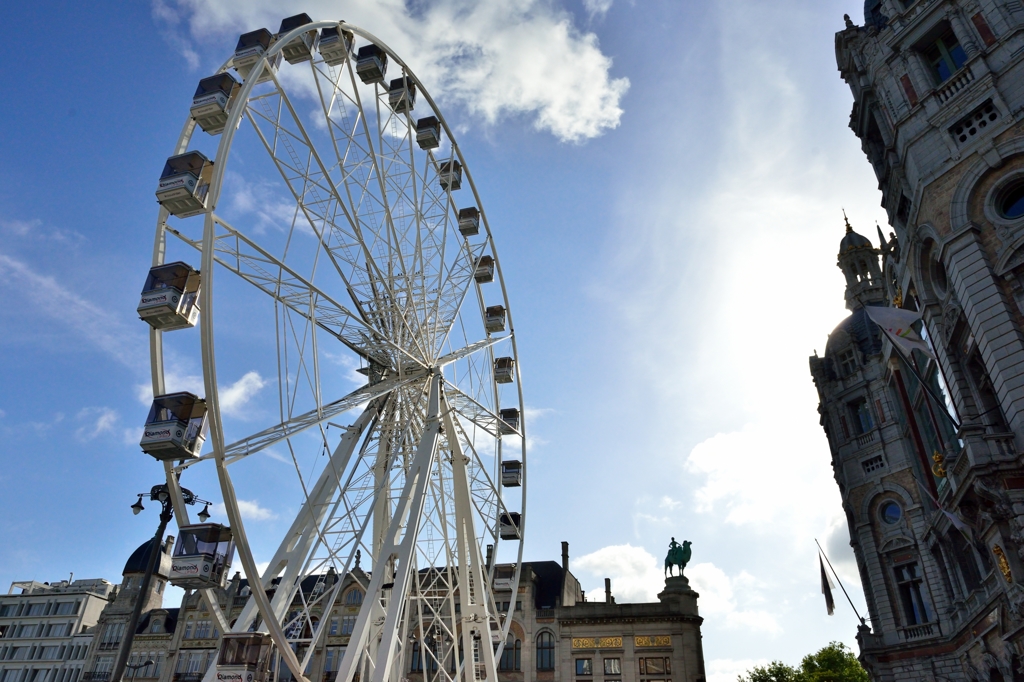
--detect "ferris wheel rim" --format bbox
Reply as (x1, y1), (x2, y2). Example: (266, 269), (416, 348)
(146, 17), (528, 682)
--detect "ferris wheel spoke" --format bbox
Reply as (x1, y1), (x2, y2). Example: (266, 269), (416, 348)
(166, 216), (420, 369)
(251, 73), (433, 362)
(312, 60), (419, 340)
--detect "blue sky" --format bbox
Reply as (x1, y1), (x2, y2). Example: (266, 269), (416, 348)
(0, 0), (890, 678)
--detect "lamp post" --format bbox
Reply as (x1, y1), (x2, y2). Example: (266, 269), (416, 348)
(111, 485), (210, 682)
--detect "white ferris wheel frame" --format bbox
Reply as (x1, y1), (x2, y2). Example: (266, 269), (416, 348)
(146, 18), (527, 682)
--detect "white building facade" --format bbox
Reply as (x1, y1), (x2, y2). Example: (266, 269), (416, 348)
(0, 579), (115, 682)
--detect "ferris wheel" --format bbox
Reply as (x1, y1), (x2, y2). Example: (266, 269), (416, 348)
(136, 15), (525, 682)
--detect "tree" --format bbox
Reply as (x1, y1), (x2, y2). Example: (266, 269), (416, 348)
(799, 642), (869, 682)
(739, 643), (869, 682)
(738, 661), (799, 682)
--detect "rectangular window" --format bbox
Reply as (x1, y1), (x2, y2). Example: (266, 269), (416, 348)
(340, 616), (356, 635)
(193, 621), (211, 640)
(515, 601), (521, 611)
(923, 27), (968, 83)
(182, 622), (193, 640)
(40, 648), (59, 661)
(894, 562), (931, 625)
(838, 349), (858, 376)
(26, 606), (44, 617)
(94, 657), (114, 674)
(324, 648), (344, 672)
(639, 658), (671, 675)
(604, 658), (622, 675)
(328, 618), (339, 636)
(575, 659), (593, 676)
(847, 398), (873, 435)
(0, 605), (15, 617)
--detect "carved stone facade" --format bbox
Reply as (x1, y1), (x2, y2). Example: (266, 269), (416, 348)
(813, 1), (1024, 679)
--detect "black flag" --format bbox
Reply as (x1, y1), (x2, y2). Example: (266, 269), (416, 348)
(820, 554), (835, 616)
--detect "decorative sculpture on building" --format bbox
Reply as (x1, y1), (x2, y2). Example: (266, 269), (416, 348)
(664, 537), (691, 577)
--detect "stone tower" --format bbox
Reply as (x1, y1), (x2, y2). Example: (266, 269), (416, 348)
(816, 0), (1024, 679)
(81, 537), (173, 681)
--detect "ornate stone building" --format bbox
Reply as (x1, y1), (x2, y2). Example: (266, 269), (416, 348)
(79, 538), (174, 682)
(811, 0), (1024, 679)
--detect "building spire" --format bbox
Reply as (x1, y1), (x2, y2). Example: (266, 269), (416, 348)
(843, 208), (853, 233)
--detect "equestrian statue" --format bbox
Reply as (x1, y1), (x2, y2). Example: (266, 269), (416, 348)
(664, 537), (692, 577)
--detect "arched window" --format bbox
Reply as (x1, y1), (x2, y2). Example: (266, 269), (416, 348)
(345, 589), (364, 605)
(536, 632), (554, 671)
(499, 636), (521, 671)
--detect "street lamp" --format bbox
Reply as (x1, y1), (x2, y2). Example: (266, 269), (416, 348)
(110, 484), (210, 682)
(124, 660), (154, 681)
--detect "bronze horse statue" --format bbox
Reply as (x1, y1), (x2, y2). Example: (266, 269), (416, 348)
(664, 538), (691, 577)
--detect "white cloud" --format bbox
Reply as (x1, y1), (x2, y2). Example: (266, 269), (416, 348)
(74, 407), (120, 442)
(582, 0), (614, 19)
(220, 371), (268, 417)
(155, 0), (628, 142)
(211, 499), (277, 521)
(0, 218), (83, 243)
(574, 544), (663, 603)
(687, 563), (781, 635)
(684, 419), (838, 531)
(0, 252), (145, 369)
(135, 370), (205, 404)
(136, 370), (265, 418)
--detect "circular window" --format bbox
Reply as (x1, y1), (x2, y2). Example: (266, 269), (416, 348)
(999, 180), (1024, 219)
(880, 501), (902, 525)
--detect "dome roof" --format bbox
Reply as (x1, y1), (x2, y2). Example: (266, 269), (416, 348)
(123, 538), (165, 575)
(825, 306), (883, 360)
(839, 212), (874, 252)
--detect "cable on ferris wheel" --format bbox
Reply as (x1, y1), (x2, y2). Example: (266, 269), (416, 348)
(136, 13), (526, 682)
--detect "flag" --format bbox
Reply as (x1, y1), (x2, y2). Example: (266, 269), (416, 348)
(820, 555), (835, 616)
(921, 485), (975, 542)
(864, 306), (936, 359)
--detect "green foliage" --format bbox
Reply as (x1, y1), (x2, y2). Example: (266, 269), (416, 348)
(738, 642), (869, 682)
(737, 661), (799, 682)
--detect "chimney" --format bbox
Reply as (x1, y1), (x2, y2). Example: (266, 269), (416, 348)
(561, 541), (569, 574)
(605, 578), (612, 604)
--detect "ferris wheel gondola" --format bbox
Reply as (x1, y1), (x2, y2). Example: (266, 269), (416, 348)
(139, 14), (526, 682)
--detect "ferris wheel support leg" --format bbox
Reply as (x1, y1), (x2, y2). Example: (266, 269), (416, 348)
(442, 398), (498, 682)
(231, 403), (381, 633)
(336, 375), (443, 682)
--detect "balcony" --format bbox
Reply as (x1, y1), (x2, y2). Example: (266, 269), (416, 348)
(856, 431), (877, 447)
(935, 68), (974, 104)
(898, 622), (936, 640)
(97, 642), (121, 651)
(983, 433), (1016, 459)
(173, 674), (204, 682)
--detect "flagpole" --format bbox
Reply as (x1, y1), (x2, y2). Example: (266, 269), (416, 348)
(877, 325), (961, 431)
(814, 539), (866, 626)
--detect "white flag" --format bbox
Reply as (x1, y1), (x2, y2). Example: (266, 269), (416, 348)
(864, 306), (936, 359)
